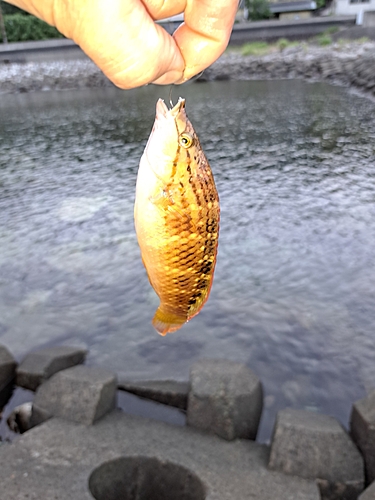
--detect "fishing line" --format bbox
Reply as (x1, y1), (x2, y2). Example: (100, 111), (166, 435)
(182, 71), (205, 86)
(169, 85), (174, 107)
(190, 71), (204, 82)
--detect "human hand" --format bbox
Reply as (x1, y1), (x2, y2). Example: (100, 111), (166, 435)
(4, 0), (238, 89)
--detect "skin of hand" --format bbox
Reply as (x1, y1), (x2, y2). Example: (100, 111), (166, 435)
(4, 0), (238, 89)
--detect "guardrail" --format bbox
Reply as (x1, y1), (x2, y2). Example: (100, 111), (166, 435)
(229, 16), (356, 43)
(0, 38), (84, 63)
(0, 16), (357, 64)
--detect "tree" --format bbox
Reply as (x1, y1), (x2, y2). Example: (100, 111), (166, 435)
(244, 0), (272, 21)
(0, 1), (8, 43)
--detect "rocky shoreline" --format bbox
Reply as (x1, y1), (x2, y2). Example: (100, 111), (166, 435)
(207, 40), (375, 97)
(1, 343), (375, 499)
(0, 40), (375, 97)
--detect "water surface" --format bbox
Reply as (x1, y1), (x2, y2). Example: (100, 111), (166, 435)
(0, 81), (375, 441)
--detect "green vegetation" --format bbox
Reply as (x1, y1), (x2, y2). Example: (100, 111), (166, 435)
(237, 29), (370, 57)
(315, 31), (333, 46)
(276, 38), (289, 51)
(244, 0), (272, 21)
(276, 38), (299, 51)
(316, 34), (332, 46)
(313, 27), (341, 47)
(241, 41), (270, 56)
(337, 38), (350, 46)
(357, 36), (370, 43)
(337, 36), (369, 46)
(1, 2), (28, 15)
(0, 13), (63, 43)
(324, 26), (340, 35)
(240, 39), (300, 56)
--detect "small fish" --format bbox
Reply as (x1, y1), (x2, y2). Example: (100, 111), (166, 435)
(134, 98), (220, 336)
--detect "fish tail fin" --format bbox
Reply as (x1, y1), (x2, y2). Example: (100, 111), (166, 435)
(152, 307), (186, 336)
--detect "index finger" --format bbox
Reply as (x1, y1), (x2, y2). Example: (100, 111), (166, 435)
(171, 0), (238, 82)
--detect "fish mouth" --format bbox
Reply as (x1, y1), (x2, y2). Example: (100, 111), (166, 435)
(156, 98), (186, 119)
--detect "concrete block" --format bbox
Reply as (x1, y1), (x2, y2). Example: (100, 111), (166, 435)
(269, 408), (365, 500)
(16, 345), (87, 391)
(117, 378), (189, 410)
(30, 404), (52, 428)
(0, 411), (321, 500)
(0, 380), (14, 411)
(0, 344), (17, 390)
(89, 456), (206, 500)
(7, 402), (33, 434)
(359, 480), (375, 500)
(351, 390), (375, 485)
(187, 359), (263, 440)
(31, 365), (116, 426)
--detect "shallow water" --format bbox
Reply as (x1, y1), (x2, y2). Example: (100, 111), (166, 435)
(0, 80), (374, 441)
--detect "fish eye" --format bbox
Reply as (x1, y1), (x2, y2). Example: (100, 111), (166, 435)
(179, 133), (194, 149)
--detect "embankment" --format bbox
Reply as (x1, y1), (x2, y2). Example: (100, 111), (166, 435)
(0, 40), (374, 97)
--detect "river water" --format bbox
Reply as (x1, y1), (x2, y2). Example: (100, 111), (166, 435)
(0, 80), (374, 441)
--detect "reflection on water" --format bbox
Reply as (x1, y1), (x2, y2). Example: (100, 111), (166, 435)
(0, 81), (375, 441)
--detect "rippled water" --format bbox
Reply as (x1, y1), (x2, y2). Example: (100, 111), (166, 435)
(0, 80), (375, 441)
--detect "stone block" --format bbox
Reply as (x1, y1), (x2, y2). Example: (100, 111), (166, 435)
(350, 390), (375, 485)
(0, 380), (14, 411)
(269, 408), (364, 500)
(30, 404), (52, 428)
(0, 344), (17, 391)
(0, 409), (322, 500)
(117, 378), (189, 410)
(359, 480), (375, 500)
(89, 456), (206, 500)
(16, 345), (87, 391)
(31, 365), (116, 426)
(7, 402), (33, 434)
(187, 359), (263, 441)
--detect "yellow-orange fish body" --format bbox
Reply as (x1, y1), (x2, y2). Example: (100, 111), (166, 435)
(134, 98), (220, 335)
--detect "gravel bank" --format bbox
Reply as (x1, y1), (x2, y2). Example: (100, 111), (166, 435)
(205, 40), (375, 97)
(0, 59), (111, 94)
(0, 40), (375, 96)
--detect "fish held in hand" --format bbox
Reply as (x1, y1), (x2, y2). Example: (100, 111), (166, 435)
(134, 98), (220, 336)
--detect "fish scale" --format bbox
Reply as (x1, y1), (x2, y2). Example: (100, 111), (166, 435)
(134, 98), (220, 335)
